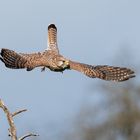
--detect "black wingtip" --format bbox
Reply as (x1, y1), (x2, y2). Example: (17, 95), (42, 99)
(0, 57), (4, 62)
(129, 74), (136, 79)
(48, 24), (57, 30)
(1, 48), (5, 57)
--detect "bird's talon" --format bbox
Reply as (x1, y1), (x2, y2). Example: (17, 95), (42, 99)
(41, 67), (45, 72)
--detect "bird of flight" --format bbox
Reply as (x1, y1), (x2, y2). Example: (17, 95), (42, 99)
(0, 24), (135, 82)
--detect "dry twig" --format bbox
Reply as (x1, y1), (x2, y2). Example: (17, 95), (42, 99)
(0, 99), (17, 140)
(0, 99), (38, 140)
(18, 133), (39, 140)
(12, 109), (27, 117)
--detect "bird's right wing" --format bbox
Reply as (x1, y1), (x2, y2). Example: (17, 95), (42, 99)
(46, 24), (59, 54)
(0, 48), (48, 71)
(69, 60), (135, 82)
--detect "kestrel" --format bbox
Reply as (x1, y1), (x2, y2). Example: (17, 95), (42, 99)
(0, 24), (135, 82)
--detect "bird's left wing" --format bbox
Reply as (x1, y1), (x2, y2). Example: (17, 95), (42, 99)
(69, 60), (135, 82)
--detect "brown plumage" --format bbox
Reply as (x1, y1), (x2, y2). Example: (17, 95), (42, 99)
(1, 49), (48, 71)
(0, 24), (135, 82)
(69, 61), (135, 82)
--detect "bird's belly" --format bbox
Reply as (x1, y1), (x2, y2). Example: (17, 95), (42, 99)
(48, 66), (69, 72)
(47, 66), (63, 72)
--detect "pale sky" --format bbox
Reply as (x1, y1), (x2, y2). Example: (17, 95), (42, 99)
(0, 0), (139, 139)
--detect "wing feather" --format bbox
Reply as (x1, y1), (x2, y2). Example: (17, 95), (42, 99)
(0, 48), (47, 71)
(69, 60), (135, 82)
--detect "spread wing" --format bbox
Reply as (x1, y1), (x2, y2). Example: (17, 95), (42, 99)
(69, 60), (135, 82)
(46, 24), (59, 54)
(0, 48), (48, 71)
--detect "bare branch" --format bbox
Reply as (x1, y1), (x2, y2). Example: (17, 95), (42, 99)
(0, 99), (38, 140)
(18, 133), (39, 140)
(0, 99), (17, 140)
(12, 109), (27, 117)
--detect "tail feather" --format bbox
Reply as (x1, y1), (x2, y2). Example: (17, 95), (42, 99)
(47, 24), (59, 53)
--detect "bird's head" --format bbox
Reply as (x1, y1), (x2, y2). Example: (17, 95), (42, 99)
(57, 57), (70, 69)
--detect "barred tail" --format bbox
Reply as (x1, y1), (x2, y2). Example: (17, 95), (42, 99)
(47, 24), (59, 53)
(48, 24), (57, 46)
(0, 48), (27, 69)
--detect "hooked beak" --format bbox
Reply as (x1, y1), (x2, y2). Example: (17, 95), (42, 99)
(61, 60), (69, 69)
(64, 60), (69, 66)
